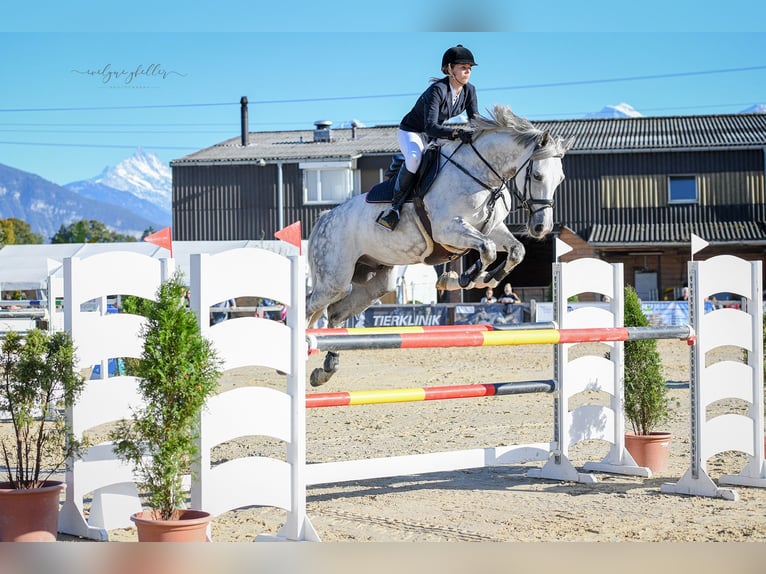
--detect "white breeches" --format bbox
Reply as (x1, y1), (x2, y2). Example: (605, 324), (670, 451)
(397, 128), (425, 174)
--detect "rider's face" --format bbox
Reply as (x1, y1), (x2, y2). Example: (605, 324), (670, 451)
(451, 64), (472, 85)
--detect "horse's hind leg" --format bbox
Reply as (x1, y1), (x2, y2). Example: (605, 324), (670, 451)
(327, 267), (395, 325)
(307, 283), (349, 387)
(310, 351), (340, 387)
(309, 267), (396, 388)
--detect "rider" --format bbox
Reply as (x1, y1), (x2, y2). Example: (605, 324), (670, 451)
(376, 44), (479, 231)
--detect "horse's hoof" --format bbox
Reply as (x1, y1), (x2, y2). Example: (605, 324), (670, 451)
(436, 270), (460, 291)
(310, 369), (327, 387)
(323, 351), (340, 372)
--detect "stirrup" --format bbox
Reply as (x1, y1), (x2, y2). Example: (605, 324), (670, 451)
(375, 209), (400, 231)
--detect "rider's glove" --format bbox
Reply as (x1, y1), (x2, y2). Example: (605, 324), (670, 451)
(455, 129), (473, 144)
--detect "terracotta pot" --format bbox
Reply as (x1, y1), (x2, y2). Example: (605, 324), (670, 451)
(131, 509), (212, 542)
(625, 432), (672, 473)
(0, 481), (65, 542)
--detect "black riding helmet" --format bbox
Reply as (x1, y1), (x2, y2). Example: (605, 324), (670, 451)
(441, 44), (477, 70)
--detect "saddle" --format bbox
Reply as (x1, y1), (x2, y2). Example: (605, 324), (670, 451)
(365, 145), (465, 265)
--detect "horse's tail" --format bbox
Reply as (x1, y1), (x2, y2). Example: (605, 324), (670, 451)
(306, 211), (333, 299)
(307, 209), (332, 242)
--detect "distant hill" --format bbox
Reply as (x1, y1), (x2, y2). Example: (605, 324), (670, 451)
(0, 162), (162, 241)
(64, 148), (173, 216)
(64, 148), (172, 228)
(585, 103), (643, 119)
(740, 103), (766, 114)
(64, 180), (171, 228)
(585, 102), (766, 118)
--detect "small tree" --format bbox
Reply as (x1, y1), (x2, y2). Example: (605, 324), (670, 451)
(0, 329), (85, 489)
(623, 285), (671, 435)
(109, 273), (221, 520)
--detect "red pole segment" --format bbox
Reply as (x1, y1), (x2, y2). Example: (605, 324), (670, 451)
(556, 327), (631, 344)
(307, 324), (493, 336)
(305, 381), (555, 408)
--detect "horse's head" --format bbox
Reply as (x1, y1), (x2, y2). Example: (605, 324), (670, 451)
(467, 105), (574, 240)
(516, 131), (574, 239)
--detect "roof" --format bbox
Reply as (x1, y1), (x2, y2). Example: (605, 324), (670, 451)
(171, 113), (766, 166)
(534, 113), (766, 153)
(171, 125), (400, 166)
(588, 221), (766, 247)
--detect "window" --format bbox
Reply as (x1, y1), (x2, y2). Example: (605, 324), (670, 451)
(301, 161), (355, 204)
(668, 175), (697, 203)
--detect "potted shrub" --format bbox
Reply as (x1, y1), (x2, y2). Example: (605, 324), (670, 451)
(0, 328), (85, 541)
(622, 285), (673, 472)
(109, 274), (222, 541)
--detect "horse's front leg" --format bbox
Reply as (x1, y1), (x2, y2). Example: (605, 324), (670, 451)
(474, 224), (525, 287)
(433, 217), (497, 291)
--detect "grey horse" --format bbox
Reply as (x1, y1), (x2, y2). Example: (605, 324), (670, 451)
(306, 104), (573, 386)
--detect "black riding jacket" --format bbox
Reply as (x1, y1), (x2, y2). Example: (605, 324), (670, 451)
(399, 77), (478, 140)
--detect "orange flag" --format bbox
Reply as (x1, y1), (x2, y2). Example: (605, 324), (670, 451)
(274, 221), (302, 255)
(144, 226), (173, 256)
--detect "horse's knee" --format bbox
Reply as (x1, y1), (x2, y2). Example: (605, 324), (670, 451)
(508, 243), (525, 266)
(479, 239), (497, 264)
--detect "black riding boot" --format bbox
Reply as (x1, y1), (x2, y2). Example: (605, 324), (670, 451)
(376, 165), (416, 231)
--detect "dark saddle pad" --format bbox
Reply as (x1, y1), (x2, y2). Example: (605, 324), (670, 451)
(365, 177), (397, 204)
(365, 146), (440, 204)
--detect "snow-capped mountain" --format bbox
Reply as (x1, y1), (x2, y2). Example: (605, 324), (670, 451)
(0, 163), (162, 241)
(740, 103), (766, 114)
(584, 102), (766, 119)
(585, 103), (643, 119)
(66, 148), (171, 214)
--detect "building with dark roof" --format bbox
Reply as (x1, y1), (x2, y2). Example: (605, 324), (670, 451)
(171, 107), (766, 301)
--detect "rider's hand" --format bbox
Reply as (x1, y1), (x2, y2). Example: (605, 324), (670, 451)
(454, 129), (473, 144)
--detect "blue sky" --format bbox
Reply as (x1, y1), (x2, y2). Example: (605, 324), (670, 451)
(1, 1), (765, 185)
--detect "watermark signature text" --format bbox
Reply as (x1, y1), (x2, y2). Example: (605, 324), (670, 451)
(71, 63), (187, 86)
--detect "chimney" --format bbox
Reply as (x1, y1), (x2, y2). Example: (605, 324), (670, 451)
(313, 120), (332, 143)
(351, 119), (359, 140)
(240, 96), (249, 146)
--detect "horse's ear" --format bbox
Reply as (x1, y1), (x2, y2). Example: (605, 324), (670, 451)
(562, 136), (575, 152)
(540, 131), (550, 147)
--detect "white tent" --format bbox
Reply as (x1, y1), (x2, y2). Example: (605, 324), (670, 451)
(0, 240), (305, 295)
(396, 264), (438, 304)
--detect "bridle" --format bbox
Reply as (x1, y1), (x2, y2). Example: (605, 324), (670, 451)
(440, 133), (562, 227)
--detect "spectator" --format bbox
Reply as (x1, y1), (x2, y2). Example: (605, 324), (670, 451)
(498, 283), (521, 306)
(677, 287), (689, 301)
(2, 293), (21, 311)
(211, 298), (236, 325)
(481, 288), (497, 304)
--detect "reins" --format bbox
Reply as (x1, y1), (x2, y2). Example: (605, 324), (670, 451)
(440, 133), (560, 227)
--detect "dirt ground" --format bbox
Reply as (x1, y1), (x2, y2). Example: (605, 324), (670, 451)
(89, 338), (766, 543)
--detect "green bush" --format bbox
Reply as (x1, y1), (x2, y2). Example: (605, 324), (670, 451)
(0, 329), (85, 488)
(623, 285), (671, 435)
(109, 274), (221, 520)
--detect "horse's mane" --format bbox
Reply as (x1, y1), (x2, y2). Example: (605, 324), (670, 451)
(469, 104), (572, 157)
(470, 104), (540, 145)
